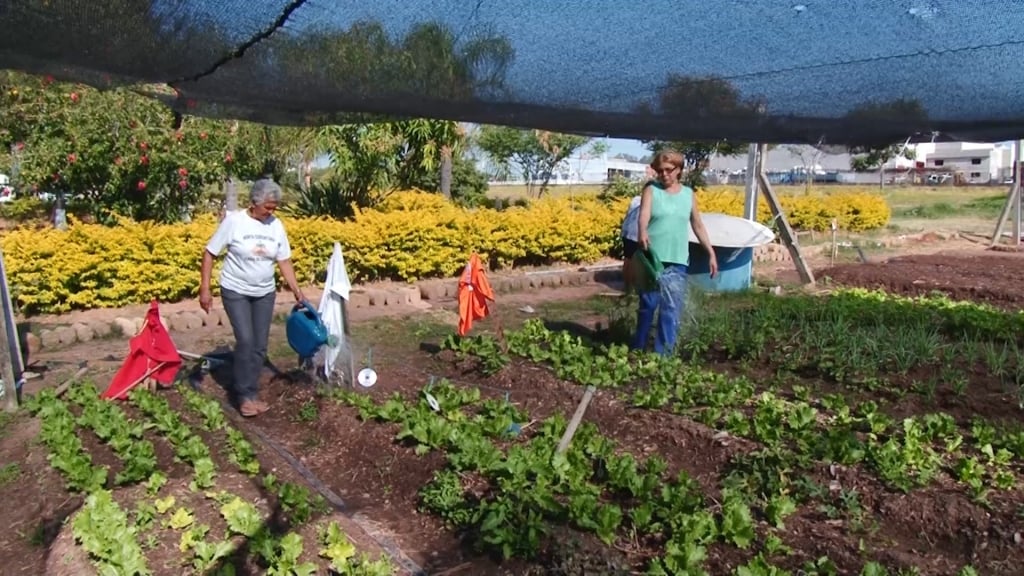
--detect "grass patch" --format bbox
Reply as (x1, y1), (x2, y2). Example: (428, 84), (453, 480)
(0, 410), (15, 438)
(0, 462), (20, 486)
(896, 194), (1006, 220)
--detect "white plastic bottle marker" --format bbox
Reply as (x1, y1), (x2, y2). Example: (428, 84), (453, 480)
(357, 348), (377, 387)
(357, 367), (377, 387)
(425, 392), (440, 412)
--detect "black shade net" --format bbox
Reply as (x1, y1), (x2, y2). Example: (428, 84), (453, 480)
(1, 0), (1023, 146)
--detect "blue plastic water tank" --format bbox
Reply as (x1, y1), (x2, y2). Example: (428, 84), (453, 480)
(687, 242), (754, 292)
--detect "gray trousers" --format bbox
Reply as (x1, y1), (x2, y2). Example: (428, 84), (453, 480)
(221, 287), (276, 402)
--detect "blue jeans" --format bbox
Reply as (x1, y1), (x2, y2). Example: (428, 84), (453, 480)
(221, 287), (276, 402)
(631, 264), (688, 356)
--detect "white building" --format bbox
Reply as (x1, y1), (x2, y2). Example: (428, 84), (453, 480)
(921, 142), (1006, 184)
(483, 153), (651, 185)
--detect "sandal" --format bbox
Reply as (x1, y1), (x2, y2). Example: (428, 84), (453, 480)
(240, 399), (270, 417)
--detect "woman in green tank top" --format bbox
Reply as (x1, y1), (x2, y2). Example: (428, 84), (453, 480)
(633, 150), (717, 356)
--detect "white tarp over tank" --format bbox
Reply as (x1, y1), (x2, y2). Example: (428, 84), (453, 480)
(688, 212), (775, 248)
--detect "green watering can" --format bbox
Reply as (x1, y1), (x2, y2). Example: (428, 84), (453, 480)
(630, 247), (664, 292)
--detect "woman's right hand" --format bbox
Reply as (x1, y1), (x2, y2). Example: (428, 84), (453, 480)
(199, 286), (213, 313)
(639, 232), (650, 250)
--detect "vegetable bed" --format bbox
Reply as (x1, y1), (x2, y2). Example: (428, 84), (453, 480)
(21, 380), (397, 576)
(233, 288), (1024, 576)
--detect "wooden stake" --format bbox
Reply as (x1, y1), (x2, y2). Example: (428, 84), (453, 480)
(54, 365), (90, 398)
(342, 298), (356, 389)
(830, 218), (838, 267)
(107, 362), (167, 400)
(556, 385), (597, 455)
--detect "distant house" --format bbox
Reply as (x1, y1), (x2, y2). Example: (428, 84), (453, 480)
(922, 142), (1005, 184)
(483, 154), (652, 185)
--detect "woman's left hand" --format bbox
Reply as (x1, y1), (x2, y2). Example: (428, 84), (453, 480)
(709, 255), (719, 279)
(293, 289), (307, 305)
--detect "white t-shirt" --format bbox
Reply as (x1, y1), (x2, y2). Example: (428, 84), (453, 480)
(620, 195), (642, 242)
(205, 210), (292, 297)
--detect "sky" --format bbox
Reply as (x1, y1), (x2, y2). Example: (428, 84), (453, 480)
(602, 138), (647, 159)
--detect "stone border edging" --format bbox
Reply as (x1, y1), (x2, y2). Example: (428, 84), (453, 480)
(27, 244), (788, 354)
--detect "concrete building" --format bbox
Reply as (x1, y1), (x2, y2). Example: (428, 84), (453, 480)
(921, 142), (1006, 184)
(483, 153), (652, 185)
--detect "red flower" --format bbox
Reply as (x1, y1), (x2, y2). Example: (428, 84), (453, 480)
(178, 167), (188, 177)
(69, 92), (79, 102)
(139, 142), (148, 151)
(178, 179), (188, 189)
(199, 132), (208, 140)
(139, 155), (149, 165)
(67, 153), (77, 164)
(137, 181), (146, 191)
(225, 153), (233, 163)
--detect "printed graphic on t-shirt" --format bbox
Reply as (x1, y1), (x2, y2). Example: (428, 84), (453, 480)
(243, 233), (278, 262)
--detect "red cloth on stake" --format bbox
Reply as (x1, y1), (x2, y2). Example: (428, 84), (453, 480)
(457, 253), (495, 336)
(101, 300), (183, 400)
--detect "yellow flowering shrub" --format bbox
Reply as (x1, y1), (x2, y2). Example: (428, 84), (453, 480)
(697, 188), (890, 232)
(0, 189), (885, 313)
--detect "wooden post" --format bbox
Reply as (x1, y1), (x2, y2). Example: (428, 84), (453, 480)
(756, 153), (815, 285)
(743, 144), (759, 220)
(830, 218), (838, 267)
(341, 298), (356, 389)
(991, 140), (1023, 247)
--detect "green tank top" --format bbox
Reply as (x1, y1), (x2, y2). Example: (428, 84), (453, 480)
(647, 184), (693, 266)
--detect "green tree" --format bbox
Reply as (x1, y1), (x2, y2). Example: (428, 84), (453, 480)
(0, 71), (269, 223)
(406, 152), (489, 207)
(264, 19), (513, 210)
(851, 144), (916, 188)
(476, 126), (590, 197)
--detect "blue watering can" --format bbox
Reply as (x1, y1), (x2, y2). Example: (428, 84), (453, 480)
(286, 301), (329, 359)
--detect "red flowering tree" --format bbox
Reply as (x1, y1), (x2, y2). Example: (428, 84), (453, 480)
(0, 71), (270, 223)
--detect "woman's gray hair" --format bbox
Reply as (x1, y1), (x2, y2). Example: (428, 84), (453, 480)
(249, 178), (282, 205)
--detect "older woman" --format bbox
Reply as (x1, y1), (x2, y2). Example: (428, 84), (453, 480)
(199, 178), (306, 417)
(633, 151), (717, 356)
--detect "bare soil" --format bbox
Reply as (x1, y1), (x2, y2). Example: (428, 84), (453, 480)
(820, 251), (1024, 311)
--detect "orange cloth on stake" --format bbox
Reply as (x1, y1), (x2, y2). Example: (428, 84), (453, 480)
(457, 253), (495, 336)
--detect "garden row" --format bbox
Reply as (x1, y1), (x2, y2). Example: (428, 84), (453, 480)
(1, 189), (889, 314)
(24, 380), (396, 575)
(309, 288), (1021, 575)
